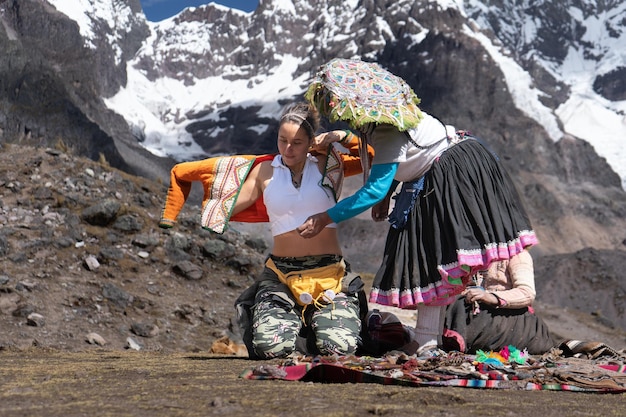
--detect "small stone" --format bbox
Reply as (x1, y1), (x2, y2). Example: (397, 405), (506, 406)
(126, 337), (142, 351)
(131, 322), (160, 338)
(85, 332), (107, 346)
(84, 255), (100, 271)
(27, 313), (45, 327)
(16, 280), (37, 291)
(173, 260), (203, 280)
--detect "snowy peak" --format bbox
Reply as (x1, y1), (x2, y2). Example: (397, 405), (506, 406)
(461, 0), (626, 93)
(3, 0), (626, 191)
(47, 0), (148, 73)
(136, 4), (254, 83)
(99, 0), (626, 189)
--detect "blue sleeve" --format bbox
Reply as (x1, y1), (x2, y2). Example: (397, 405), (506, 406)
(327, 163), (398, 223)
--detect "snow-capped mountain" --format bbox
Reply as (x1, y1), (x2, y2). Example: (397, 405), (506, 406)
(1, 0), (625, 259)
(44, 0), (626, 190)
(459, 0), (626, 188)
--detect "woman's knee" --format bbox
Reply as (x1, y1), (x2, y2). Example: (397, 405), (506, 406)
(315, 326), (360, 356)
(312, 294), (361, 355)
(252, 300), (300, 359)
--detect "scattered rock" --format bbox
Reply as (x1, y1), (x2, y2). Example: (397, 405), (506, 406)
(16, 280), (37, 291)
(125, 337), (142, 351)
(102, 283), (133, 309)
(0, 293), (20, 315)
(12, 304), (35, 318)
(132, 234), (159, 248)
(112, 214), (143, 232)
(202, 239), (229, 259)
(173, 260), (203, 280)
(130, 322), (160, 338)
(81, 199), (121, 226)
(85, 332), (107, 346)
(27, 313), (45, 327)
(84, 255), (100, 271)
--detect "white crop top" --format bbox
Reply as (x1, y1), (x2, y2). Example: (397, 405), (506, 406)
(263, 154), (337, 236)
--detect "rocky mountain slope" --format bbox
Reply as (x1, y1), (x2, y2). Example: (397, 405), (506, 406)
(0, 0), (174, 181)
(0, 143), (266, 352)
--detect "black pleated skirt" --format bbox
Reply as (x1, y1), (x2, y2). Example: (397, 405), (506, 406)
(370, 139), (538, 308)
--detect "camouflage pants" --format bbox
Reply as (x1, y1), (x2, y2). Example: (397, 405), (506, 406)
(251, 255), (362, 359)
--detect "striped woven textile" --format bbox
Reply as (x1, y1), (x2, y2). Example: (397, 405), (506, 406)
(241, 351), (626, 392)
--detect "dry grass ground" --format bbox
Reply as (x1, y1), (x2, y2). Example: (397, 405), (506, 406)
(1, 348), (624, 417)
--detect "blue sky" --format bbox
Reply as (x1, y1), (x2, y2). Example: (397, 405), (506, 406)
(140, 0), (259, 21)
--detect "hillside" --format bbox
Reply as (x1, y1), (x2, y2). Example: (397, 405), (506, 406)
(1, 143), (624, 353)
(0, 143), (265, 352)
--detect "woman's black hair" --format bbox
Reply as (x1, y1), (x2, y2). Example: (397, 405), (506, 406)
(279, 102), (320, 139)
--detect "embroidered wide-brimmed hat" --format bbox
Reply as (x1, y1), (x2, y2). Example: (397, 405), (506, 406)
(305, 58), (423, 131)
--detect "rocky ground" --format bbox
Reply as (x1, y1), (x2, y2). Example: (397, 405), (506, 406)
(0, 143), (266, 353)
(0, 143), (624, 355)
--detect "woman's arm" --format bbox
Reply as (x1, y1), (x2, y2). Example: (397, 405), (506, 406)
(313, 130), (375, 177)
(297, 163), (398, 238)
(231, 162), (269, 216)
(494, 251), (536, 308)
(327, 163), (397, 223)
(465, 251), (536, 308)
(371, 179), (399, 222)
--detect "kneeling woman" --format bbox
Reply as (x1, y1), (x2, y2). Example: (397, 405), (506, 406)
(232, 103), (367, 359)
(444, 250), (560, 354)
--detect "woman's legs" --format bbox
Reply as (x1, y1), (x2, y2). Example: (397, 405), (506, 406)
(413, 304), (446, 354)
(251, 280), (301, 359)
(311, 293), (361, 355)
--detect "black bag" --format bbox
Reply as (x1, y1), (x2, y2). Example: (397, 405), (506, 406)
(359, 309), (412, 356)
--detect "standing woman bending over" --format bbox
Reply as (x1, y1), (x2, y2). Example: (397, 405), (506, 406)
(299, 58), (539, 356)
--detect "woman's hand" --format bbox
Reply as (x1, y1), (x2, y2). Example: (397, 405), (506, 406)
(297, 212), (333, 238)
(312, 130), (347, 152)
(371, 197), (390, 222)
(463, 287), (499, 306)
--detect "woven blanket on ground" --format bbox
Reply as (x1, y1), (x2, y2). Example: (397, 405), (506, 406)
(241, 352), (626, 393)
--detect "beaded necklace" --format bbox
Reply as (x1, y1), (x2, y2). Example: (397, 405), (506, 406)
(289, 167), (303, 189)
(283, 159), (304, 189)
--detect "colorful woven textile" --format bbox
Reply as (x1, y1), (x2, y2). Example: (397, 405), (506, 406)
(306, 58), (423, 131)
(241, 351), (626, 393)
(201, 156), (255, 233)
(159, 142), (372, 233)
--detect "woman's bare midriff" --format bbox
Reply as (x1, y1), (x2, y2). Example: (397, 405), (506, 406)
(271, 227), (342, 258)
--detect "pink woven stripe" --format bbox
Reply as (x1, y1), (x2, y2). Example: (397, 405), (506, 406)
(449, 233), (540, 278)
(369, 282), (464, 309)
(370, 233), (539, 308)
